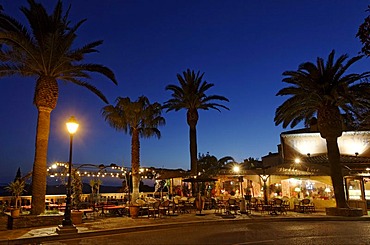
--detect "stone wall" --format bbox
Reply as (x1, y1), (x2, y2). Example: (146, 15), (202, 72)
(8, 215), (64, 230)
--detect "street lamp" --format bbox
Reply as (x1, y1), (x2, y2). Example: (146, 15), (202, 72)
(57, 116), (79, 234)
(259, 174), (270, 204)
(233, 165), (247, 214)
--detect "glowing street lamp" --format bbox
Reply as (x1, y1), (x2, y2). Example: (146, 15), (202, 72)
(258, 167), (270, 205)
(233, 164), (247, 214)
(57, 116), (79, 234)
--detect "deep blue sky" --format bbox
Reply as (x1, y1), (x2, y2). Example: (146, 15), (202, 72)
(0, 1), (369, 184)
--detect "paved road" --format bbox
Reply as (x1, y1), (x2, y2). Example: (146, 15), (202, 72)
(43, 221), (370, 245)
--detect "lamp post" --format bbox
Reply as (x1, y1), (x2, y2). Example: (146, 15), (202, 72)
(57, 116), (79, 234)
(233, 165), (247, 214)
(259, 174), (270, 204)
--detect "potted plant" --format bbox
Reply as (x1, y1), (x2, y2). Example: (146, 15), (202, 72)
(129, 204), (140, 219)
(5, 179), (25, 218)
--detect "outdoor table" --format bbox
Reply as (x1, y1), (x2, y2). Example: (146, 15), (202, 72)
(103, 205), (127, 216)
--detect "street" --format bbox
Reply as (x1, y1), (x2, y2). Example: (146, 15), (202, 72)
(43, 221), (370, 245)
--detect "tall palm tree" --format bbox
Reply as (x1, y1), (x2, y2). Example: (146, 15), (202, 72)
(102, 96), (165, 202)
(0, 1), (117, 214)
(274, 50), (370, 208)
(164, 69), (230, 176)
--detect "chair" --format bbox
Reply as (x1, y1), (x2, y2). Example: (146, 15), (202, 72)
(282, 197), (290, 211)
(213, 198), (226, 214)
(185, 197), (196, 213)
(159, 200), (170, 217)
(148, 201), (160, 218)
(299, 198), (315, 213)
(136, 199), (148, 217)
(226, 198), (239, 215)
(249, 197), (258, 211)
(272, 198), (287, 215)
(173, 197), (185, 214)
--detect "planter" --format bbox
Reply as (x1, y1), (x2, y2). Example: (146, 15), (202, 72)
(71, 211), (83, 224)
(129, 206), (140, 219)
(11, 208), (20, 218)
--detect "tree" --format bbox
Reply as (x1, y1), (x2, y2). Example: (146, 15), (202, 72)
(164, 69), (230, 176)
(5, 179), (25, 210)
(197, 152), (234, 177)
(357, 5), (370, 56)
(241, 157), (261, 170)
(0, 0), (117, 214)
(274, 50), (370, 208)
(102, 96), (165, 202)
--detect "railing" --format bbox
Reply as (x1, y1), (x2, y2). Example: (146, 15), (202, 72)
(0, 192), (168, 206)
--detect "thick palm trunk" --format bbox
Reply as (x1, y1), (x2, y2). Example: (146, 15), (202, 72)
(326, 137), (348, 208)
(318, 106), (348, 208)
(187, 110), (198, 176)
(31, 106), (52, 214)
(189, 125), (198, 176)
(31, 77), (58, 215)
(131, 129), (140, 203)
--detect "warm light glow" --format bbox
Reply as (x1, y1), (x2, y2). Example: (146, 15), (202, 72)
(324, 187), (331, 193)
(294, 158), (300, 164)
(66, 116), (79, 135)
(233, 165), (240, 173)
(51, 164), (57, 169)
(294, 187), (301, 192)
(260, 175), (269, 182)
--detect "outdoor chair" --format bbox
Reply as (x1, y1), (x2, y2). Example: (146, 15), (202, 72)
(282, 197), (290, 211)
(249, 197), (258, 211)
(173, 197), (185, 214)
(185, 197), (196, 213)
(159, 200), (170, 217)
(272, 198), (287, 215)
(226, 198), (239, 215)
(299, 198), (315, 213)
(213, 198), (226, 214)
(136, 199), (149, 217)
(148, 201), (160, 218)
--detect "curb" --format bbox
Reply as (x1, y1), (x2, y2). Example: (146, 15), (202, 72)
(1, 215), (369, 244)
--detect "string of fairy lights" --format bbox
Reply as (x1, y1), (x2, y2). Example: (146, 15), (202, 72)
(47, 162), (157, 180)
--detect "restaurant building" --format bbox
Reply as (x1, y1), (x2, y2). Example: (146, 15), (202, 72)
(254, 126), (370, 212)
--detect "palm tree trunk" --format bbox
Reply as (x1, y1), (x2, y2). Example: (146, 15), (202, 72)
(189, 124), (198, 176)
(31, 106), (52, 215)
(131, 129), (140, 203)
(326, 137), (348, 208)
(187, 109), (199, 176)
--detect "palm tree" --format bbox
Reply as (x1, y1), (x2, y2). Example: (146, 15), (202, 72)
(164, 69), (230, 176)
(5, 179), (25, 210)
(274, 50), (370, 208)
(0, 1), (117, 214)
(357, 5), (370, 56)
(197, 152), (234, 177)
(102, 96), (165, 202)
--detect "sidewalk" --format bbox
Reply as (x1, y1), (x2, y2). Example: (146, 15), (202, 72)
(0, 209), (369, 244)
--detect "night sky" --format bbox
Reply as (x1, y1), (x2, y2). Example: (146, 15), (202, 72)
(0, 1), (368, 185)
